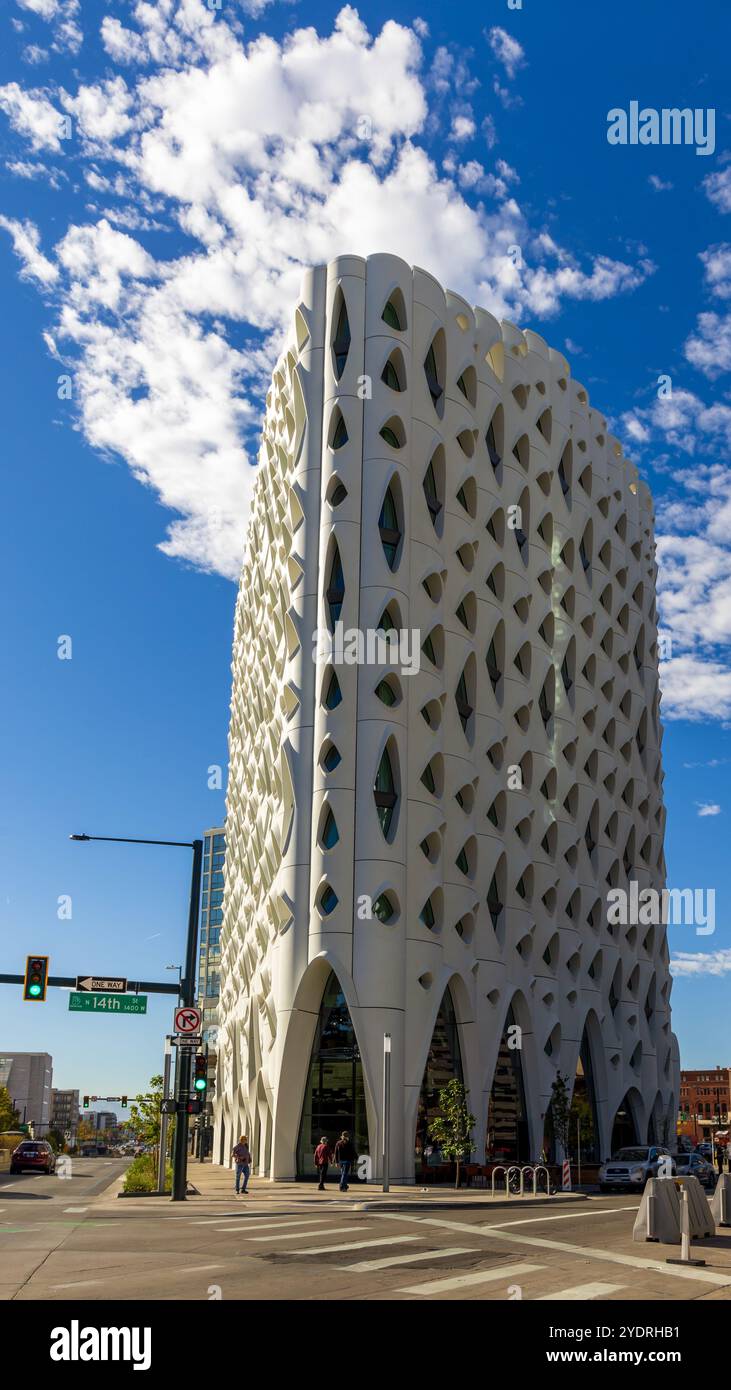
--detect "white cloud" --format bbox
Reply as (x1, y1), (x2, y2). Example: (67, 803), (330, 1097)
(488, 26), (525, 80)
(0, 3), (656, 580)
(703, 163), (731, 214)
(648, 174), (673, 191)
(0, 82), (64, 151)
(15, 0), (81, 55)
(700, 243), (731, 299)
(696, 802), (722, 815)
(450, 114), (475, 142)
(671, 949), (731, 978)
(0, 215), (58, 284)
(685, 309), (731, 379)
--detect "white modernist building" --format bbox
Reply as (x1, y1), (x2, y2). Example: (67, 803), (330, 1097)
(214, 254), (678, 1182)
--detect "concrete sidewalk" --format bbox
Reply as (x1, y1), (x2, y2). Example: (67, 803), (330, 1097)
(108, 1158), (588, 1213)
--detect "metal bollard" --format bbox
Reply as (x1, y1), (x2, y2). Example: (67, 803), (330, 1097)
(667, 1183), (706, 1267)
(647, 1186), (658, 1241)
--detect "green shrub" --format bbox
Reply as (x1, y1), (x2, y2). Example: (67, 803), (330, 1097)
(123, 1154), (171, 1193)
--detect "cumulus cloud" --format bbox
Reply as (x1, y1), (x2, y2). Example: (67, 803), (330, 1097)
(0, 2), (655, 579)
(671, 949), (731, 977)
(488, 26), (525, 80)
(0, 215), (58, 284)
(703, 163), (731, 214)
(696, 802), (722, 815)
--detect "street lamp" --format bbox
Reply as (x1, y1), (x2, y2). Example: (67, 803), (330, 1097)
(70, 832), (203, 1201)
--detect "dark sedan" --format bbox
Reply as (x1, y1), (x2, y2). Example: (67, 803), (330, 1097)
(10, 1140), (56, 1175)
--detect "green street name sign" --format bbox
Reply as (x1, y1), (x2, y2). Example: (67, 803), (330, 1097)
(68, 992), (147, 1015)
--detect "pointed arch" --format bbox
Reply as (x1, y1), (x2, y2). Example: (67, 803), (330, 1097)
(485, 992), (535, 1163)
(414, 983), (464, 1179)
(294, 965), (368, 1180)
(610, 1087), (644, 1150)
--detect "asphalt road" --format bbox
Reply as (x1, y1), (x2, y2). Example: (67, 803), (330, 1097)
(3, 1175), (731, 1301)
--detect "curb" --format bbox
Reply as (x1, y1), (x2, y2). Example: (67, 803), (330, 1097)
(352, 1193), (588, 1212)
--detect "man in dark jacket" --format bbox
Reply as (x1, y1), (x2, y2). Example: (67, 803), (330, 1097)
(333, 1131), (357, 1190)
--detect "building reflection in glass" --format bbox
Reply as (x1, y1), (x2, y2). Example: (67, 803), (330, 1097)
(486, 1006), (530, 1162)
(415, 988), (463, 1178)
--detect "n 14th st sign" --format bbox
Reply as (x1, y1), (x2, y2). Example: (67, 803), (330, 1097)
(68, 992), (147, 1015)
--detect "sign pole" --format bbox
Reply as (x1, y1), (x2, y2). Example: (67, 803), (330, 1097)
(382, 1032), (391, 1193)
(158, 1036), (173, 1195)
(171, 839), (203, 1202)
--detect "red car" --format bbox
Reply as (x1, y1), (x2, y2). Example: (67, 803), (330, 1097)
(10, 1140), (56, 1175)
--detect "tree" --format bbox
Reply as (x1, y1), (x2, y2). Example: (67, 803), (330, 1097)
(46, 1128), (66, 1153)
(549, 1073), (572, 1161)
(429, 1078), (476, 1189)
(0, 1087), (19, 1132)
(128, 1075), (173, 1173)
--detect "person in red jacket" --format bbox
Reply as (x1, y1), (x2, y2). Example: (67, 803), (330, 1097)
(314, 1136), (332, 1190)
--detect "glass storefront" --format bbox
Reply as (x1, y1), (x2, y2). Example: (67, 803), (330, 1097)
(568, 1032), (600, 1163)
(486, 1006), (530, 1162)
(415, 988), (464, 1178)
(611, 1093), (639, 1152)
(296, 971), (369, 1179)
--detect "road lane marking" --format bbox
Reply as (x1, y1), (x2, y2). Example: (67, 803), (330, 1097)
(286, 1235), (419, 1255)
(50, 1280), (101, 1290)
(64, 1207), (88, 1213)
(482, 1207), (640, 1229)
(374, 1214), (731, 1288)
(342, 1246), (474, 1273)
(539, 1282), (625, 1301)
(245, 1225), (366, 1242)
(193, 1218), (326, 1231)
(398, 1262), (543, 1296)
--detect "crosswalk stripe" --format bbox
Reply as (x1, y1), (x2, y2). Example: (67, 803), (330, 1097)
(398, 1262), (544, 1296)
(342, 1246), (474, 1273)
(245, 1225), (365, 1242)
(206, 1218), (327, 1233)
(538, 1282), (624, 1301)
(286, 1235), (419, 1255)
(375, 1214), (731, 1288)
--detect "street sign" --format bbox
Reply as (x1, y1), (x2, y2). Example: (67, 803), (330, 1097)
(76, 976), (127, 993)
(68, 992), (147, 1015)
(160, 1098), (177, 1115)
(174, 1005), (201, 1034)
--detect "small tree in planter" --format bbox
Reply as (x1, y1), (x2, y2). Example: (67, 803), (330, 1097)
(549, 1072), (572, 1163)
(429, 1079), (476, 1189)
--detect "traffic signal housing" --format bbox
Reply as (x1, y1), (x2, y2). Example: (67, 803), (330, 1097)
(83, 1096), (90, 1109)
(121, 1096), (127, 1109)
(193, 1054), (208, 1093)
(23, 955), (49, 1002)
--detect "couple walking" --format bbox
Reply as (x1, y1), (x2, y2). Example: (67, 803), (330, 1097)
(314, 1131), (357, 1191)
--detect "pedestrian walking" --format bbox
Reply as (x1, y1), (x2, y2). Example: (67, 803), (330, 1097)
(333, 1130), (357, 1191)
(232, 1135), (252, 1194)
(314, 1136), (332, 1190)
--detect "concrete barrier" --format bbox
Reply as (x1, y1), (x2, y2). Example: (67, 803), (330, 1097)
(633, 1175), (714, 1243)
(711, 1172), (731, 1227)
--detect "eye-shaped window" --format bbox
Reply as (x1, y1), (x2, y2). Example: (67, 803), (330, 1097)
(318, 884), (338, 916)
(379, 480), (403, 571)
(374, 742), (399, 839)
(331, 290), (350, 380)
(423, 331), (445, 417)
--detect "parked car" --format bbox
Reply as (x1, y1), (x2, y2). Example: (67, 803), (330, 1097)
(669, 1151), (716, 1189)
(599, 1146), (674, 1192)
(10, 1140), (56, 1175)
(696, 1142), (714, 1160)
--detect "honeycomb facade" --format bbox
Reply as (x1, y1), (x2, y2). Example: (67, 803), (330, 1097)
(213, 253), (679, 1182)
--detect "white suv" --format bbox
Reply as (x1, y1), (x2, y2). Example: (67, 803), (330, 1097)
(599, 1146), (674, 1193)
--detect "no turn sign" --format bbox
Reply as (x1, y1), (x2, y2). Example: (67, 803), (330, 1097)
(174, 1005), (202, 1035)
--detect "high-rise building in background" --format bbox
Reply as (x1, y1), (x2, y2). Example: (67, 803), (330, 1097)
(214, 254), (678, 1181)
(0, 1052), (53, 1133)
(50, 1088), (79, 1143)
(198, 827), (224, 1109)
(678, 1067), (730, 1144)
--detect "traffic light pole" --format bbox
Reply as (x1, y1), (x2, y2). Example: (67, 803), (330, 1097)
(158, 1037), (173, 1195)
(171, 839), (203, 1202)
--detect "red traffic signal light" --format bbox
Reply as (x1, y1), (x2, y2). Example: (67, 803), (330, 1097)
(23, 955), (49, 1002)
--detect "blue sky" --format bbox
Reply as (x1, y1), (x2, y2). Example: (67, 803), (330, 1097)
(2, 0), (731, 1107)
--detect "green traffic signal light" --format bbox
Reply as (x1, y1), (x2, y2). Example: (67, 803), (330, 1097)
(23, 955), (49, 1002)
(83, 1096), (90, 1109)
(194, 1055), (208, 1092)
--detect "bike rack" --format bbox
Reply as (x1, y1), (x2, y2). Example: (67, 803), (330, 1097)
(489, 1163), (553, 1197)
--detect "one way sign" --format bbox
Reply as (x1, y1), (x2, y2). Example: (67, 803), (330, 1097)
(76, 976), (128, 993)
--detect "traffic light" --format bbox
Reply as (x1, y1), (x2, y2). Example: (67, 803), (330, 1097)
(83, 1096), (90, 1109)
(121, 1096), (127, 1109)
(23, 955), (49, 1002)
(193, 1054), (208, 1093)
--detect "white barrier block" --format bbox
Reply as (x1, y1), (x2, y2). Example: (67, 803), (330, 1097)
(711, 1172), (731, 1227)
(633, 1175), (714, 1243)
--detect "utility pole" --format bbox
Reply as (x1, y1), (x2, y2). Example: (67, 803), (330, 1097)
(157, 1037), (173, 1195)
(171, 839), (203, 1201)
